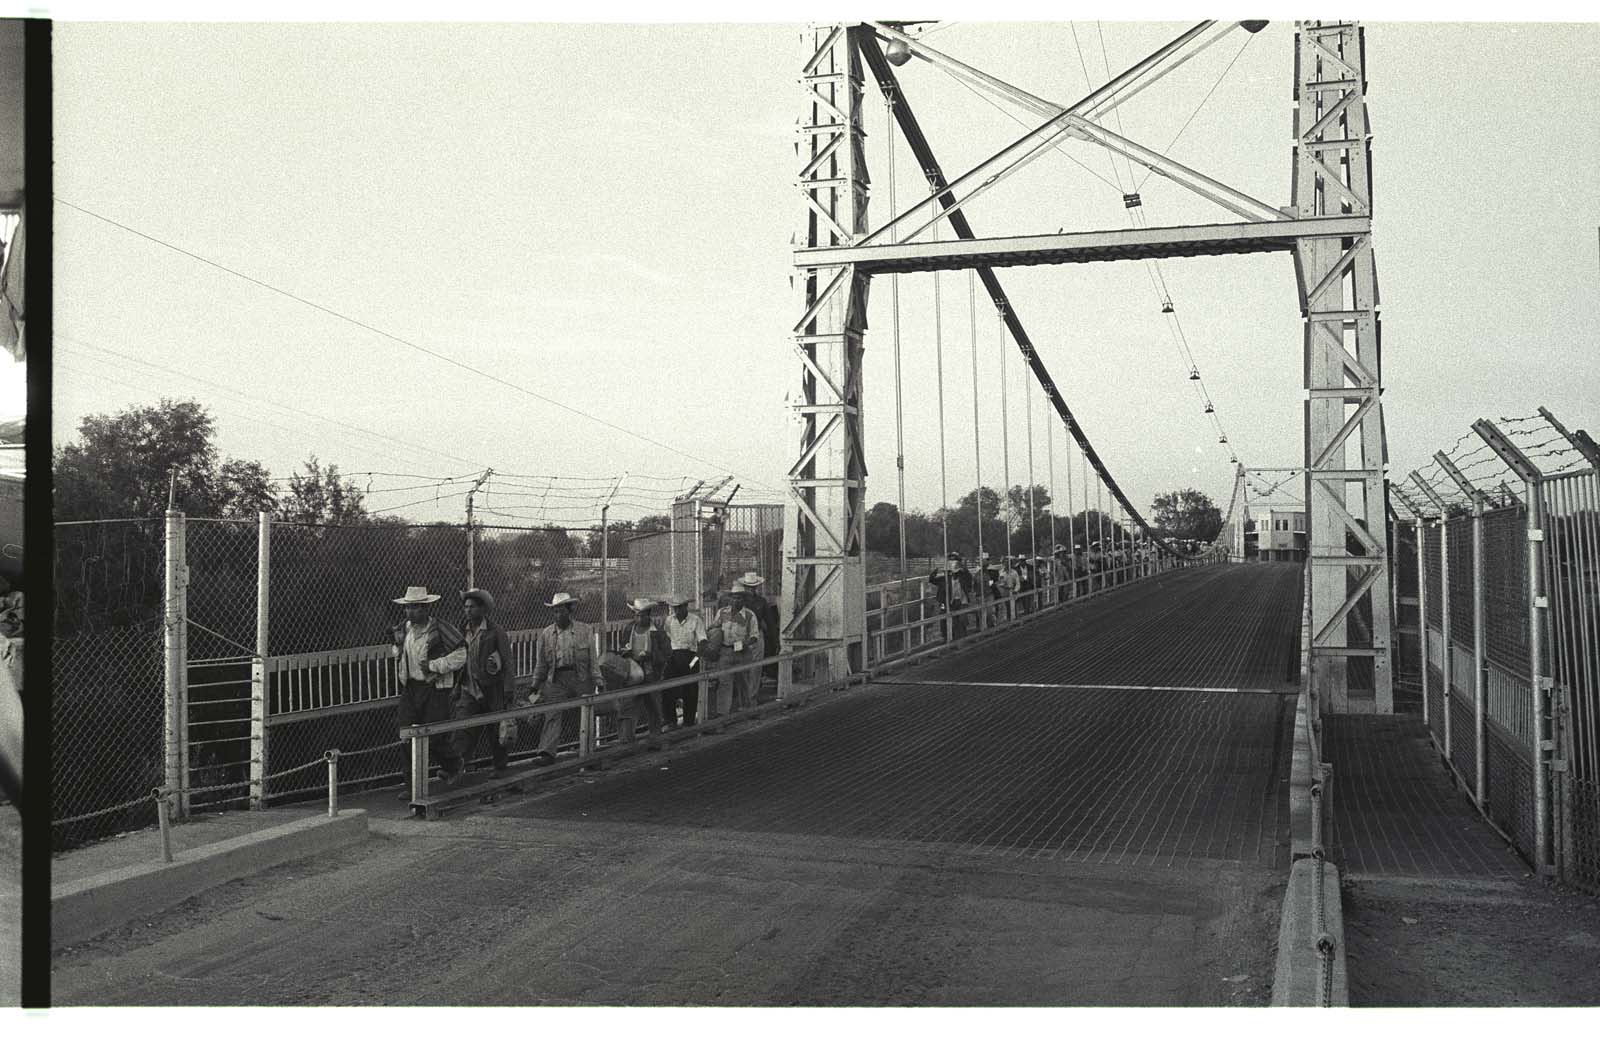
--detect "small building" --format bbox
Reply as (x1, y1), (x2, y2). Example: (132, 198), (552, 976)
(1255, 506), (1307, 562)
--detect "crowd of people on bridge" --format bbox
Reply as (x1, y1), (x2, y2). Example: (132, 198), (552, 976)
(386, 571), (783, 796)
(925, 540), (1167, 637)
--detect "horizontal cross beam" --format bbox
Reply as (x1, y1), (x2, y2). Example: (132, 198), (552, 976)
(795, 216), (1371, 274)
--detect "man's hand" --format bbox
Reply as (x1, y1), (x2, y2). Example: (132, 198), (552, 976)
(391, 624), (406, 646)
(486, 651), (502, 676)
(420, 658), (432, 675)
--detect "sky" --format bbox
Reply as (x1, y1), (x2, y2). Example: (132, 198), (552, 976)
(47, 15), (1600, 527)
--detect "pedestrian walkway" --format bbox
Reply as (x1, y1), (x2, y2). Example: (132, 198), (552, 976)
(1324, 711), (1600, 1005)
(1323, 713), (1525, 879)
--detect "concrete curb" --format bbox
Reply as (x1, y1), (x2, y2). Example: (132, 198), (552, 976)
(1288, 692), (1316, 860)
(53, 809), (369, 948)
(1271, 857), (1348, 1006)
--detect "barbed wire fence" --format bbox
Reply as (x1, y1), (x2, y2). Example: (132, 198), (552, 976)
(1386, 407), (1600, 893)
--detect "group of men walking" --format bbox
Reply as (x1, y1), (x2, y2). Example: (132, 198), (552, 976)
(388, 571), (780, 796)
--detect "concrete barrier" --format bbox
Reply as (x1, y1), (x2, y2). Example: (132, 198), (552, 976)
(53, 809), (368, 948)
(1271, 857), (1348, 1006)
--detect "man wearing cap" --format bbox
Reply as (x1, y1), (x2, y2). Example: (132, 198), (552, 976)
(928, 552), (973, 640)
(660, 593), (707, 727)
(451, 588), (516, 778)
(389, 586), (469, 797)
(528, 592), (604, 766)
(717, 584), (764, 713)
(1052, 546), (1071, 603)
(617, 598), (670, 747)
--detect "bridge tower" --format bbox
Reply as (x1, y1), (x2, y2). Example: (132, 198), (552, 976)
(1293, 21), (1392, 714)
(781, 25), (871, 683)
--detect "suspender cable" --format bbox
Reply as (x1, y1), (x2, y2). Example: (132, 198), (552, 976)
(969, 270), (985, 614)
(1047, 398), (1057, 596)
(1065, 425), (1076, 596)
(933, 214), (949, 569)
(1096, 472), (1106, 588)
(887, 94), (909, 593)
(1025, 353), (1038, 581)
(999, 307), (1013, 565)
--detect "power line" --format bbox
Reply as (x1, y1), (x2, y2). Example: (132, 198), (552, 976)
(58, 332), (492, 473)
(56, 198), (783, 491)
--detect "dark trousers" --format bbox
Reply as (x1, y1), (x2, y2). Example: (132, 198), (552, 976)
(450, 685), (510, 771)
(398, 680), (456, 782)
(662, 649), (697, 726)
(944, 601), (968, 639)
(536, 669), (588, 755)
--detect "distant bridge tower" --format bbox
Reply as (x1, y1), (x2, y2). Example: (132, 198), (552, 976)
(1293, 21), (1392, 714)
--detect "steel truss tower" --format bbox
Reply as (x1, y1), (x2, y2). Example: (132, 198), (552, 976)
(1294, 22), (1392, 713)
(783, 20), (1392, 714)
(783, 25), (871, 681)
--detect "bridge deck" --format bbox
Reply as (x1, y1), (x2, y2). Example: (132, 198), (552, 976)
(508, 562), (1302, 868)
(54, 561), (1310, 1006)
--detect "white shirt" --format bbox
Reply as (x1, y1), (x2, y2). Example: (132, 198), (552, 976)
(663, 611), (707, 651)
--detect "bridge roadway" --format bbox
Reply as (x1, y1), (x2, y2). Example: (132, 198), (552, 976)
(54, 562), (1304, 1007)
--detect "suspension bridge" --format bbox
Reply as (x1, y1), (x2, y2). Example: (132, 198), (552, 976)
(48, 20), (1600, 1009)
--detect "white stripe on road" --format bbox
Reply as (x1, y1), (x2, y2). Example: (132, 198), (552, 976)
(882, 679), (1290, 696)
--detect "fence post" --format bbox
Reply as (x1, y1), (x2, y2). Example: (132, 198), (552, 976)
(1411, 472), (1451, 763)
(250, 511), (271, 811)
(1471, 493), (1487, 807)
(1416, 515), (1430, 731)
(163, 509), (189, 820)
(1528, 474), (1553, 874)
(1473, 418), (1553, 875)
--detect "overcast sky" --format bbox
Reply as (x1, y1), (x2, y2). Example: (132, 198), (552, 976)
(49, 17), (1600, 525)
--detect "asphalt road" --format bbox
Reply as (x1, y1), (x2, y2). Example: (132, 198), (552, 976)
(53, 561), (1304, 1006)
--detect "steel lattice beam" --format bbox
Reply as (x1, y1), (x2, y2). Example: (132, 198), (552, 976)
(1295, 21), (1392, 714)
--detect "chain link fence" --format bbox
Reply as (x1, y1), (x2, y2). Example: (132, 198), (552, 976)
(51, 519), (167, 850)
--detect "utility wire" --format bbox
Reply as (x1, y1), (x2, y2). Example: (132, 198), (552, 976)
(57, 198), (781, 491)
(58, 332), (492, 472)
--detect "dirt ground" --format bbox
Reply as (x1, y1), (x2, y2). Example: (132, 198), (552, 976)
(1343, 873), (1600, 1006)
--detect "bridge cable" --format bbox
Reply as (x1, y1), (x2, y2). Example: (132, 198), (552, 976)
(1065, 424), (1077, 574)
(1047, 398), (1058, 568)
(1026, 346), (1040, 574)
(969, 270), (985, 570)
(934, 214), (951, 567)
(887, 93), (910, 590)
(1000, 306), (1014, 565)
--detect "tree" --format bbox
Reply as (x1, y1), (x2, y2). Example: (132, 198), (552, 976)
(635, 514), (671, 534)
(865, 501), (901, 557)
(54, 398), (276, 521)
(1150, 488), (1222, 542)
(281, 457), (368, 525)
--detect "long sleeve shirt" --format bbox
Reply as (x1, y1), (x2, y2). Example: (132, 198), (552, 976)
(530, 620), (602, 692)
(718, 607), (763, 653)
(392, 618), (467, 689)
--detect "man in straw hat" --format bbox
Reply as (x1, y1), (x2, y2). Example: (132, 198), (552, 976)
(735, 570), (781, 681)
(453, 588), (516, 778)
(615, 597), (670, 748)
(717, 583), (764, 714)
(389, 585), (468, 797)
(660, 592), (707, 728)
(527, 592), (603, 766)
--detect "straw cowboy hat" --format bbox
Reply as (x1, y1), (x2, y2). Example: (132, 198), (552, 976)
(461, 588), (495, 611)
(627, 597), (657, 613)
(392, 586), (441, 605)
(666, 593), (690, 606)
(544, 592), (579, 608)
(730, 582), (748, 594)
(737, 571), (765, 588)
